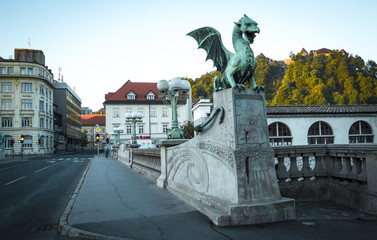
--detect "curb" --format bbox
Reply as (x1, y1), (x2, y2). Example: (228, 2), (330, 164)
(58, 158), (131, 240)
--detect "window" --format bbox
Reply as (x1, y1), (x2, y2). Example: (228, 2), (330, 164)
(38, 69), (43, 77)
(308, 121), (334, 144)
(8, 67), (13, 74)
(1, 117), (12, 128)
(1, 82), (12, 92)
(38, 136), (45, 148)
(49, 90), (52, 100)
(23, 135), (32, 148)
(21, 82), (32, 92)
(147, 92), (155, 100)
(127, 91), (136, 100)
(39, 100), (44, 112)
(150, 107), (156, 117)
(21, 117), (32, 127)
(0, 67), (5, 74)
(268, 122), (292, 146)
(113, 107), (120, 117)
(126, 125), (132, 134)
(4, 135), (14, 149)
(39, 84), (45, 95)
(40, 117), (45, 128)
(20, 67), (26, 75)
(137, 107), (144, 116)
(138, 125), (144, 134)
(162, 124), (168, 133)
(349, 121), (374, 143)
(21, 99), (32, 110)
(125, 107), (132, 114)
(28, 68), (33, 75)
(162, 107), (168, 117)
(1, 99), (12, 110)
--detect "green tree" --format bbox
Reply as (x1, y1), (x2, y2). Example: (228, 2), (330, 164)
(181, 121), (194, 139)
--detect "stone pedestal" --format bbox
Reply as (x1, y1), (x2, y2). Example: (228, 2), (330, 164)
(163, 88), (295, 226)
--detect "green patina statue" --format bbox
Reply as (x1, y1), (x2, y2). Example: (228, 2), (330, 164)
(188, 14), (263, 92)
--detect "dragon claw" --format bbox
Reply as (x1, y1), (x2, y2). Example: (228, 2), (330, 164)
(254, 85), (264, 93)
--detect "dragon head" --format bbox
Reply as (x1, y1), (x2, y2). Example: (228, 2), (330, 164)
(235, 14), (260, 44)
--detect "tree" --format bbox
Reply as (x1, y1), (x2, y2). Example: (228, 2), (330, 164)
(181, 121), (194, 139)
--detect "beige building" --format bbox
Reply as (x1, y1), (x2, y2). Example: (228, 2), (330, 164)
(0, 49), (55, 156)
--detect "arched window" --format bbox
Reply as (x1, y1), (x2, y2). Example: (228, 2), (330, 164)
(268, 122), (292, 146)
(349, 121), (374, 143)
(308, 121), (334, 144)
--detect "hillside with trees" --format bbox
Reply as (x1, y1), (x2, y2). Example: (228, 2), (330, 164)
(186, 49), (377, 106)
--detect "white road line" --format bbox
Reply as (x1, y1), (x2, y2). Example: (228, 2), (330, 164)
(35, 165), (54, 173)
(5, 176), (27, 186)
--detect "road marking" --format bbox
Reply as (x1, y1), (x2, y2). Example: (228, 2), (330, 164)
(5, 176), (27, 185)
(46, 161), (56, 163)
(35, 165), (55, 173)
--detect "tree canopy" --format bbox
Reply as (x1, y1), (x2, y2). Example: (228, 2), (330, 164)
(185, 50), (377, 106)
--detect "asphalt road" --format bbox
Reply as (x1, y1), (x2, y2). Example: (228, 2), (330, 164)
(0, 152), (93, 240)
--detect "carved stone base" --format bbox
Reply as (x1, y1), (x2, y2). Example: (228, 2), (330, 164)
(162, 88), (295, 225)
(169, 186), (295, 226)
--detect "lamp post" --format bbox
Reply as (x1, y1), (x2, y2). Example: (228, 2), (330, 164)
(125, 112), (143, 148)
(157, 77), (191, 139)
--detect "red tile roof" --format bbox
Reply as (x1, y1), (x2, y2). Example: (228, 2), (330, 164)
(81, 114), (106, 126)
(104, 80), (161, 103)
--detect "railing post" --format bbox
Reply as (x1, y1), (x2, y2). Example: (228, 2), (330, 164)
(366, 153), (377, 193)
(157, 145), (168, 188)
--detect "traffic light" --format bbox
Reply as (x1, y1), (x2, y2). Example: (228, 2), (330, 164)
(11, 139), (15, 147)
(36, 138), (41, 145)
(106, 137), (109, 143)
(95, 134), (100, 142)
(20, 135), (25, 143)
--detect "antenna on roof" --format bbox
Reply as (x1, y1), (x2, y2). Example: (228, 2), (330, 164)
(58, 67), (63, 82)
(27, 38), (31, 47)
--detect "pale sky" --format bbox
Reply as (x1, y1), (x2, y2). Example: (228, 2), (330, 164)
(1, 0), (376, 111)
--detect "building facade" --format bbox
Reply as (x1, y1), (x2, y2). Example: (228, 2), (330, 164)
(53, 82), (82, 151)
(267, 105), (377, 146)
(104, 80), (190, 146)
(192, 101), (377, 146)
(0, 49), (55, 156)
(81, 114), (106, 149)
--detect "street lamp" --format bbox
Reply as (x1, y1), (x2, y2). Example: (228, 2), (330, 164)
(125, 112), (143, 148)
(157, 77), (191, 139)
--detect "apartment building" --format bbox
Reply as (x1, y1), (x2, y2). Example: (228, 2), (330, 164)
(0, 49), (55, 155)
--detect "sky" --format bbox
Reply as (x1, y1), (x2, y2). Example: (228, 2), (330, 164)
(1, 0), (376, 111)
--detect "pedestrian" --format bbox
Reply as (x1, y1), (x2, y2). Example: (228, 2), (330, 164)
(104, 145), (109, 158)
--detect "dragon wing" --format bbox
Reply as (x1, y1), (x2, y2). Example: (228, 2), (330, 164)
(187, 27), (233, 73)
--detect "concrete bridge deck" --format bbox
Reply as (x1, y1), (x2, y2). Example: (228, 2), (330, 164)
(60, 155), (377, 240)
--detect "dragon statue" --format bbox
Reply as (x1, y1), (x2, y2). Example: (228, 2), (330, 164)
(188, 14), (262, 92)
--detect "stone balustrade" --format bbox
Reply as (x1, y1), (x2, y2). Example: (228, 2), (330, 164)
(114, 143), (377, 215)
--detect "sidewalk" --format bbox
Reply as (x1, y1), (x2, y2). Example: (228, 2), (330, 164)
(60, 155), (377, 240)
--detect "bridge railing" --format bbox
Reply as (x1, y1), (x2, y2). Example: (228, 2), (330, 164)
(114, 143), (377, 215)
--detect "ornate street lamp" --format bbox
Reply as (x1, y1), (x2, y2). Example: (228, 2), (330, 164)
(157, 77), (191, 139)
(125, 112), (144, 148)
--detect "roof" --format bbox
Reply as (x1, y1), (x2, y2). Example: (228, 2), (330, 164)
(267, 105), (377, 115)
(81, 114), (106, 126)
(104, 80), (161, 103)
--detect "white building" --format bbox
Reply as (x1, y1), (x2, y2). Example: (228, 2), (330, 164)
(103, 80), (190, 146)
(0, 49), (55, 156)
(267, 105), (377, 146)
(192, 101), (377, 146)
